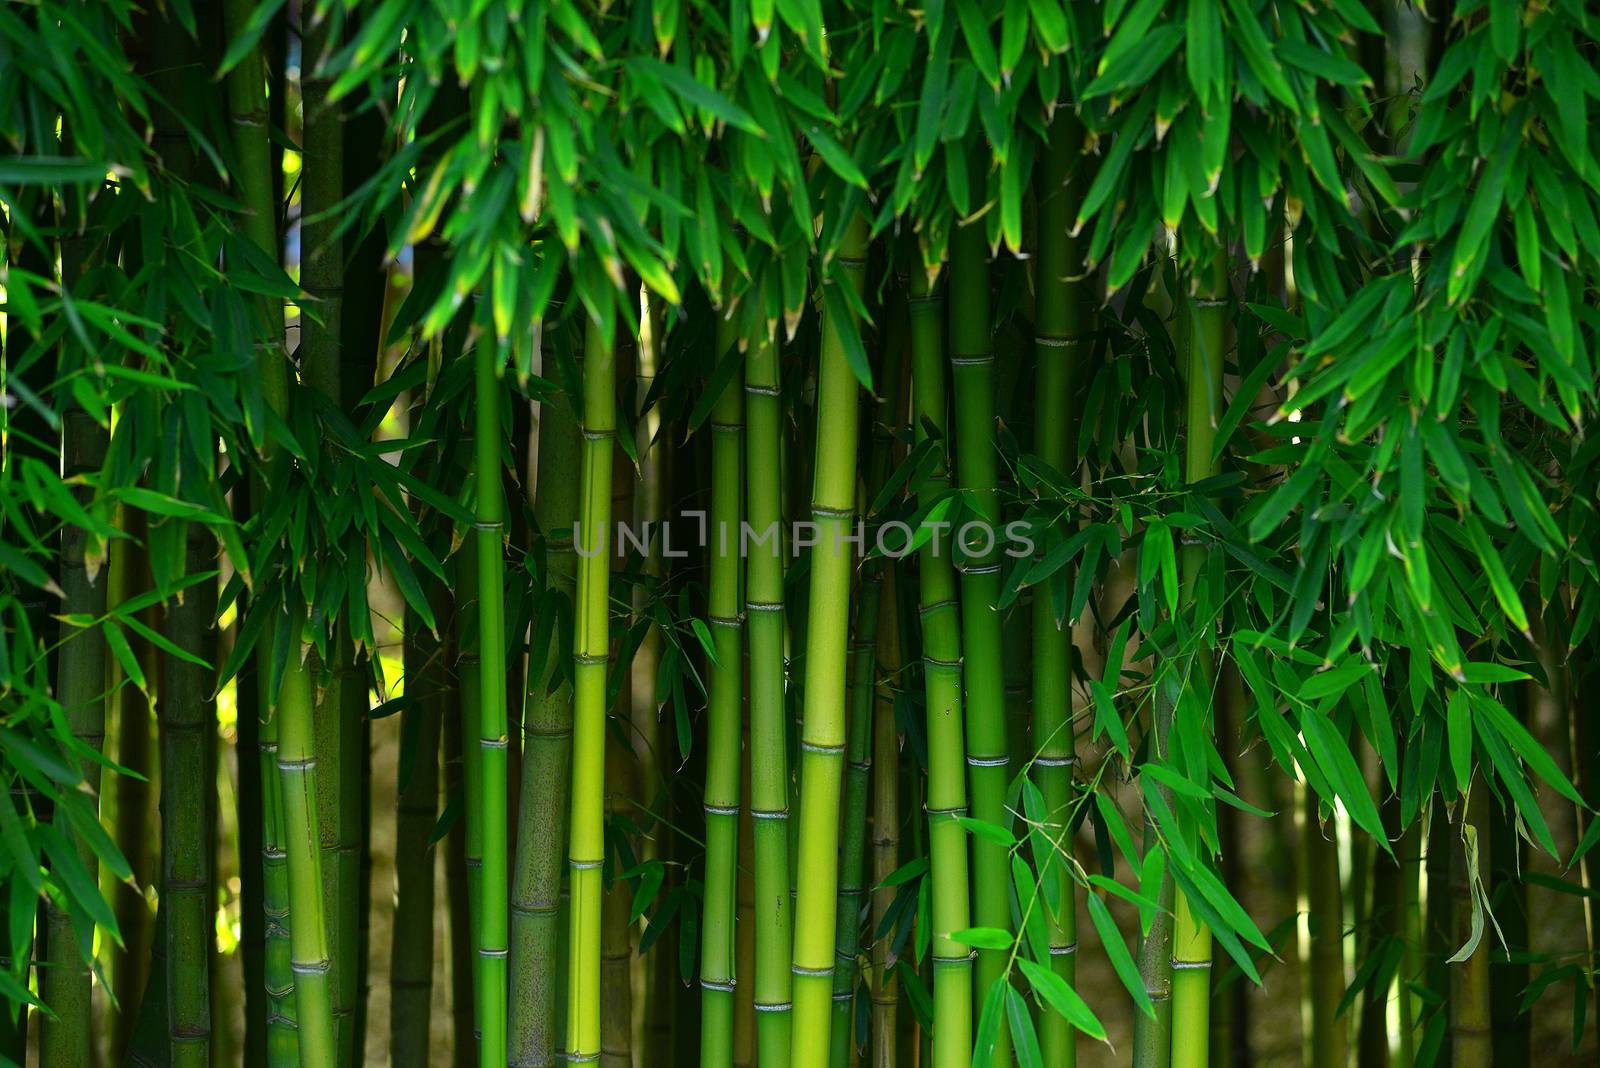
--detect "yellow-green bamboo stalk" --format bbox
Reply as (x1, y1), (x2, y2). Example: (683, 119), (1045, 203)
(909, 269), (973, 1068)
(1168, 247), (1229, 1068)
(701, 311), (746, 1067)
(745, 320), (794, 1068)
(789, 215), (870, 1065)
(566, 319), (618, 1064)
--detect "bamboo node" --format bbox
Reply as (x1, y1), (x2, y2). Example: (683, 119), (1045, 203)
(1033, 756), (1076, 767)
(925, 804), (967, 819)
(949, 354), (994, 366)
(569, 858), (604, 870)
(966, 755), (1009, 767)
(751, 808), (789, 820)
(754, 1001), (793, 1013)
(290, 960), (332, 976)
(1170, 959), (1212, 970)
(831, 992), (854, 1002)
(1050, 943), (1078, 956)
(709, 613), (745, 627)
(700, 978), (737, 992)
(703, 802), (740, 816)
(800, 740), (846, 754)
(1034, 336), (1085, 348)
(791, 963), (834, 978)
(478, 948), (509, 958)
(744, 383), (781, 396)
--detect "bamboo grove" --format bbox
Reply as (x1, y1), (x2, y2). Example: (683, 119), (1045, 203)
(5, 0), (1600, 1066)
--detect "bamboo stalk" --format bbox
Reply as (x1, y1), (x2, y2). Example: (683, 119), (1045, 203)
(474, 326), (512, 1067)
(833, 291), (905, 1068)
(735, 755), (757, 1068)
(1032, 112), (1090, 1068)
(566, 319), (618, 1064)
(1167, 245), (1229, 1068)
(869, 563), (903, 1068)
(39, 406), (109, 1068)
(1488, 686), (1530, 1066)
(1450, 784), (1490, 1068)
(1303, 794), (1345, 1068)
(745, 320), (794, 1068)
(948, 166), (1013, 1065)
(458, 527), (484, 1056)
(831, 556), (882, 1068)
(300, 13), (355, 1055)
(789, 214), (870, 1066)
(110, 512), (158, 1064)
(701, 312), (746, 1067)
(909, 269), (974, 1068)
(392, 595), (445, 1066)
(510, 339), (582, 1068)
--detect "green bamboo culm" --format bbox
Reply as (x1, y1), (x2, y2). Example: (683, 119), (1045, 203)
(219, 1), (306, 1061)
(566, 319), (617, 1065)
(909, 269), (973, 1068)
(1451, 784), (1491, 1068)
(831, 302), (905, 1068)
(744, 324), (793, 1068)
(700, 310), (746, 1068)
(830, 556), (882, 1068)
(1304, 792), (1345, 1068)
(1168, 245), (1229, 1068)
(159, 531), (221, 1067)
(948, 156), (1013, 1064)
(788, 214), (870, 1066)
(509, 346), (582, 1068)
(392, 597), (444, 1066)
(300, 11), (358, 1057)
(38, 407), (109, 1068)
(474, 326), (512, 1067)
(1031, 111), (1088, 1068)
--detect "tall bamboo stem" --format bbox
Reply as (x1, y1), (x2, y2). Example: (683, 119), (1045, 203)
(392, 594), (445, 1066)
(948, 170), (1012, 1065)
(1450, 784), (1490, 1068)
(789, 215), (870, 1065)
(510, 341), (582, 1068)
(39, 407), (108, 1068)
(566, 319), (618, 1064)
(1167, 245), (1228, 1068)
(745, 321), (794, 1068)
(869, 564), (903, 1068)
(474, 328), (512, 1067)
(1304, 795), (1345, 1068)
(1033, 113), (1090, 1068)
(701, 312), (746, 1067)
(909, 269), (973, 1068)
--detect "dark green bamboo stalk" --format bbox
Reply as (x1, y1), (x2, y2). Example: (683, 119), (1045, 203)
(1489, 688), (1530, 1066)
(1358, 788), (1401, 1068)
(948, 169), (1012, 1065)
(1394, 818), (1421, 1068)
(509, 353), (581, 1068)
(566, 319), (617, 1064)
(38, 407), (109, 1068)
(1303, 794), (1346, 1068)
(909, 270), (973, 1068)
(831, 559), (882, 1068)
(745, 322), (794, 1068)
(701, 312), (746, 1067)
(109, 512), (157, 1064)
(219, 5), (310, 1062)
(870, 563), (903, 1068)
(161, 529), (219, 1067)
(445, 663), (475, 1068)
(1032, 113), (1089, 1068)
(1450, 784), (1490, 1068)
(832, 295), (905, 1068)
(392, 596), (445, 1066)
(790, 215), (870, 1065)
